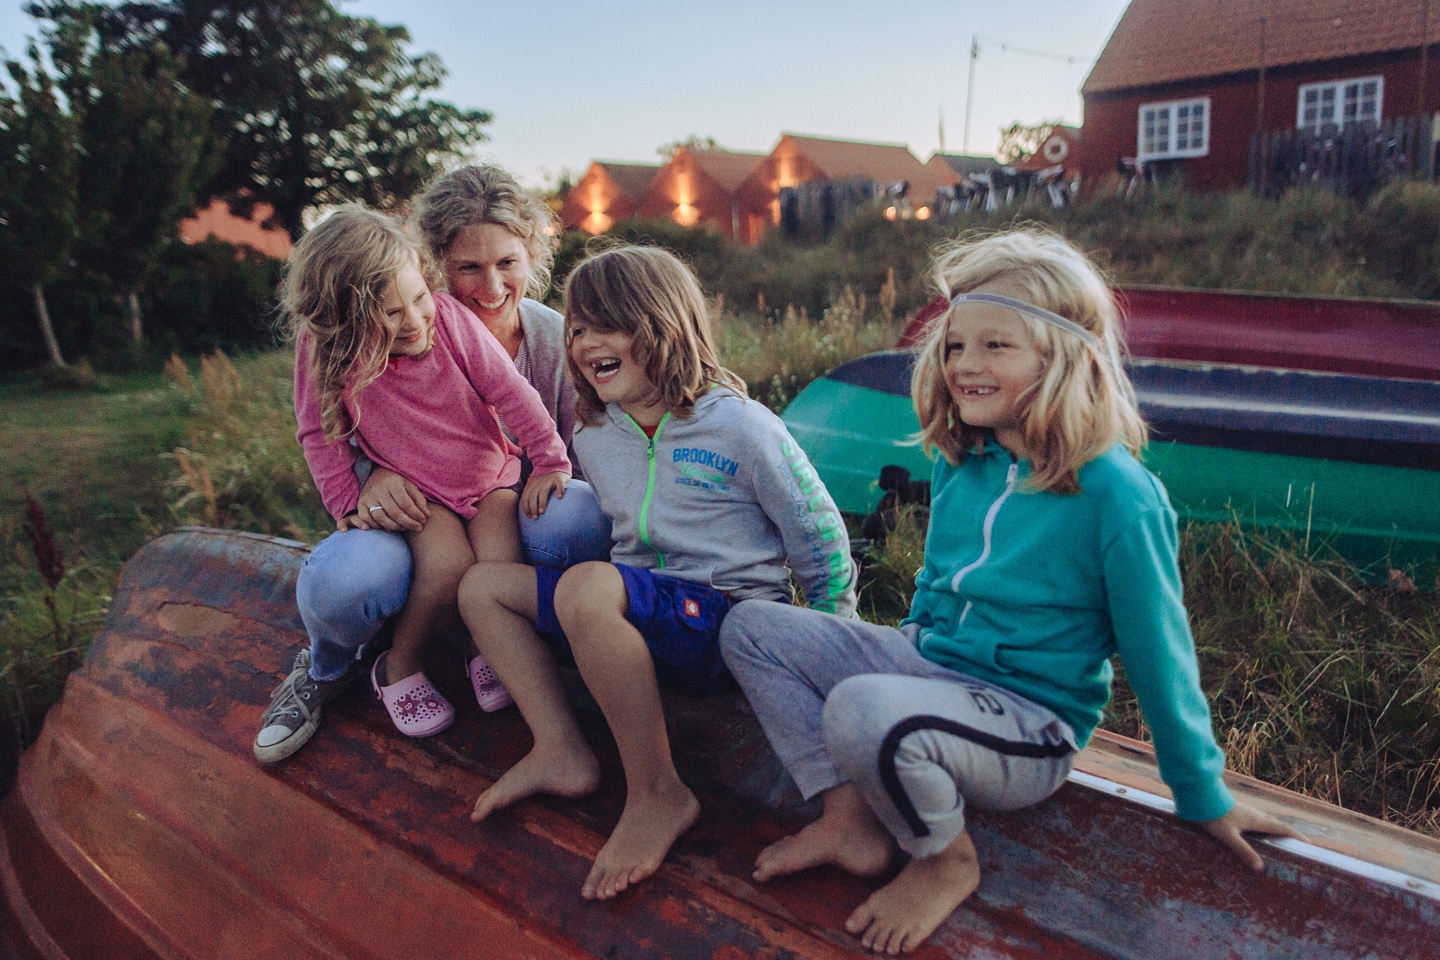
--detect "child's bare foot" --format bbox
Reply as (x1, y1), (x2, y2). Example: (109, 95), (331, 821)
(754, 783), (895, 882)
(471, 740), (600, 821)
(581, 781), (700, 900)
(753, 811), (895, 882)
(845, 830), (980, 955)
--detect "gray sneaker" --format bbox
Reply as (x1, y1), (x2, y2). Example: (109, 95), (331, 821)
(253, 649), (352, 764)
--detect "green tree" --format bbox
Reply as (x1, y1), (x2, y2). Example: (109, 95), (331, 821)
(42, 5), (216, 344)
(0, 43), (81, 367)
(31, 0), (493, 240)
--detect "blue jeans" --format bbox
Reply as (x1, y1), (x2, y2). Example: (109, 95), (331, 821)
(298, 479), (612, 681)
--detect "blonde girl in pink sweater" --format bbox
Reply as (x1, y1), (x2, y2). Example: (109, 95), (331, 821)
(285, 204), (571, 738)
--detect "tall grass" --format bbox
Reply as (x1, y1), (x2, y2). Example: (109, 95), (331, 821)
(163, 351), (330, 542)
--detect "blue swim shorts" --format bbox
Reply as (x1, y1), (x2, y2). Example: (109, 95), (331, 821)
(535, 563), (736, 696)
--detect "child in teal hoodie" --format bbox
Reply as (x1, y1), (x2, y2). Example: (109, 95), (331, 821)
(720, 228), (1299, 955)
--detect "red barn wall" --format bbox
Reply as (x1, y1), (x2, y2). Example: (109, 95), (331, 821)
(1080, 47), (1440, 192)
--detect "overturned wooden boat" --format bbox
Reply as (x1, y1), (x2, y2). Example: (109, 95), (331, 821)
(2, 528), (1438, 958)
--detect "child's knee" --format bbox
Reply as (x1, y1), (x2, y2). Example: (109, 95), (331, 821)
(822, 675), (896, 770)
(553, 561), (623, 630)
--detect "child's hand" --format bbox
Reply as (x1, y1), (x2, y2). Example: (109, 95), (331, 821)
(521, 471), (569, 519)
(354, 467), (430, 532)
(1197, 801), (1304, 871)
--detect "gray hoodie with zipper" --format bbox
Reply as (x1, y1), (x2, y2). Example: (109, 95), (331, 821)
(573, 387), (857, 617)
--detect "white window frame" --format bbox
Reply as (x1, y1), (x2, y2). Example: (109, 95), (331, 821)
(1297, 76), (1383, 135)
(1137, 97), (1210, 162)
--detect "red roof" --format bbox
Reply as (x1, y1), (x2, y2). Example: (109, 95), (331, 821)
(780, 134), (953, 197)
(593, 161), (660, 202)
(1084, 0), (1434, 95)
(684, 147), (765, 191)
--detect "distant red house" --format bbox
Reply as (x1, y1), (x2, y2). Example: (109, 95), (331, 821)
(1080, 0), (1440, 191)
(559, 161), (661, 235)
(734, 134), (956, 244)
(179, 198), (291, 259)
(633, 146), (765, 243)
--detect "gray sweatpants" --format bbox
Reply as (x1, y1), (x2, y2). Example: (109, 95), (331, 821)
(720, 600), (1077, 858)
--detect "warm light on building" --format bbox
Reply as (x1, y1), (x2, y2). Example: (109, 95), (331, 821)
(915, 206), (931, 220)
(884, 206), (898, 221)
(675, 202), (699, 226)
(582, 211), (614, 234)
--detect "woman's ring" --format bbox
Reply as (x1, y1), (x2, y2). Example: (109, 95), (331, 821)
(368, 505), (383, 513)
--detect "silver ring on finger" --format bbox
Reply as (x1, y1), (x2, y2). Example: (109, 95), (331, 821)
(368, 505), (383, 513)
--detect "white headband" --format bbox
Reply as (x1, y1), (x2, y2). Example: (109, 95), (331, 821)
(949, 292), (1101, 350)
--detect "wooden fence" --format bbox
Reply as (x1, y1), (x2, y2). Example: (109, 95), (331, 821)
(1249, 114), (1439, 197)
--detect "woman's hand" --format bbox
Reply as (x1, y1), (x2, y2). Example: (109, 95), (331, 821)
(1198, 801), (1304, 872)
(352, 467), (430, 532)
(521, 471), (569, 519)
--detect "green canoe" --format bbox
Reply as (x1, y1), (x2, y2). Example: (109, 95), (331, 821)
(782, 368), (1440, 578)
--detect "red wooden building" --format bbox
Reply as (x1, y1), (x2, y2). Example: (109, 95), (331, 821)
(1080, 0), (1440, 191)
(634, 146), (765, 243)
(557, 161), (661, 235)
(734, 134), (956, 244)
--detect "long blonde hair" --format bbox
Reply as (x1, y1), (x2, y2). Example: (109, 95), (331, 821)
(281, 204), (437, 442)
(912, 228), (1146, 493)
(563, 244), (745, 426)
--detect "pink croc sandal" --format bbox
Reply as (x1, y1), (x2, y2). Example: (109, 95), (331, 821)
(467, 653), (514, 713)
(371, 651), (455, 737)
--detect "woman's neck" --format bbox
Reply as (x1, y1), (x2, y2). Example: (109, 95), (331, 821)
(492, 314), (524, 360)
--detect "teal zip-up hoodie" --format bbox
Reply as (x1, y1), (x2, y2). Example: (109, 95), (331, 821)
(573, 388), (857, 617)
(906, 439), (1233, 822)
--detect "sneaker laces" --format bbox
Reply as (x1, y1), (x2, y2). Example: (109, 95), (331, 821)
(262, 654), (319, 726)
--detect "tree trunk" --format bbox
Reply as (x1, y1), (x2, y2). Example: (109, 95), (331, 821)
(123, 290), (143, 344)
(32, 284), (66, 368)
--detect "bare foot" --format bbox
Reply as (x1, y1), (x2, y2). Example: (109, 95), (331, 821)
(845, 830), (980, 955)
(754, 783), (896, 882)
(471, 740), (600, 821)
(754, 812), (895, 882)
(581, 781), (700, 900)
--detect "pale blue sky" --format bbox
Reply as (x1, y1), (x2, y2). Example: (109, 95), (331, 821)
(3, 0), (1133, 187)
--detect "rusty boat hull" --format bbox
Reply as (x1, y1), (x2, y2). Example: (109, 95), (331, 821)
(2, 528), (1438, 959)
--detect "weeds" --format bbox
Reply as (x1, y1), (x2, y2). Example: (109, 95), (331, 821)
(163, 350), (330, 542)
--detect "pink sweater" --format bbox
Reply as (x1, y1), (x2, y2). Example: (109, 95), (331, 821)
(295, 292), (571, 521)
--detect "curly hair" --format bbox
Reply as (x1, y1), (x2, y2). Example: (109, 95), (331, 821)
(562, 244), (745, 426)
(912, 228), (1146, 493)
(281, 204), (437, 442)
(413, 163), (557, 299)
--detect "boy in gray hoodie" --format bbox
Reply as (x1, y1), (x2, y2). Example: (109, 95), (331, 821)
(457, 245), (855, 903)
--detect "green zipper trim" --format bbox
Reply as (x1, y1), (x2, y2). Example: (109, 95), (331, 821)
(626, 411), (671, 569)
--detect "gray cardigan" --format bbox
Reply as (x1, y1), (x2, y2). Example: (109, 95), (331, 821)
(517, 298), (580, 477)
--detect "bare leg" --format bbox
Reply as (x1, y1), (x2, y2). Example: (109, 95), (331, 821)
(457, 561), (599, 820)
(385, 506), (472, 683)
(466, 487), (523, 564)
(845, 829), (980, 955)
(556, 563), (700, 900)
(753, 781), (896, 882)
